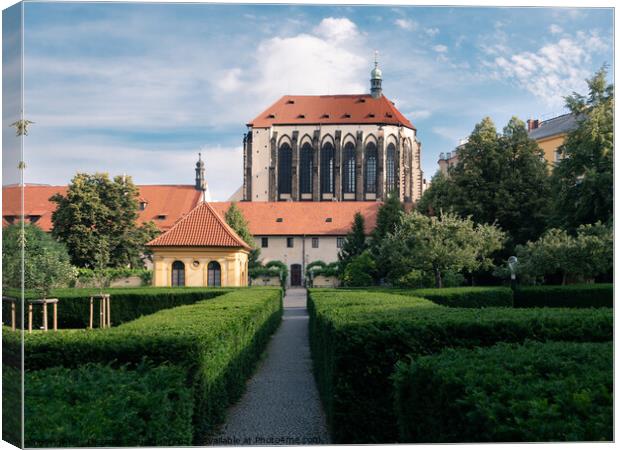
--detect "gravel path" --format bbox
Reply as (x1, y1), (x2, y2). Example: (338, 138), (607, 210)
(209, 288), (330, 446)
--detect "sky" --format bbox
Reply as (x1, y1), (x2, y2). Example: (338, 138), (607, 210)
(2, 2), (614, 200)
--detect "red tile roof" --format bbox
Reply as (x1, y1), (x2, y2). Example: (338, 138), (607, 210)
(147, 201), (250, 249)
(210, 201), (381, 236)
(248, 94), (415, 129)
(2, 184), (202, 232)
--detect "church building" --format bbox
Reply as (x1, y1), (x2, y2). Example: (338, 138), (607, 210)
(242, 59), (424, 203)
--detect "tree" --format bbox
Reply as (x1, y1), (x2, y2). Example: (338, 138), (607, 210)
(378, 211), (505, 288)
(420, 118), (551, 251)
(337, 212), (367, 274)
(342, 251), (376, 287)
(225, 202), (260, 269)
(513, 222), (612, 285)
(2, 223), (76, 297)
(550, 67), (613, 230)
(415, 170), (453, 216)
(370, 192), (404, 281)
(50, 173), (158, 268)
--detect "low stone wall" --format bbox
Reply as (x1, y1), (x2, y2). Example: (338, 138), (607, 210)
(251, 276), (281, 287)
(312, 275), (339, 288)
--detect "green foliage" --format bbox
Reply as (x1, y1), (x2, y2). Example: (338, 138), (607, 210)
(417, 117), (551, 249)
(337, 212), (367, 274)
(2, 223), (76, 297)
(75, 267), (152, 285)
(50, 172), (159, 268)
(379, 211), (504, 288)
(342, 251), (376, 287)
(306, 260), (339, 286)
(250, 260), (288, 286)
(2, 364), (21, 447)
(11, 288), (282, 444)
(551, 67), (613, 230)
(394, 341), (612, 442)
(407, 286), (514, 307)
(308, 289), (612, 443)
(513, 222), (613, 284)
(225, 202), (260, 268)
(514, 283), (613, 308)
(370, 193), (404, 281)
(25, 362), (193, 447)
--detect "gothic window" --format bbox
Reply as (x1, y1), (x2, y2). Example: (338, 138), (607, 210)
(208, 261), (221, 287)
(300, 143), (313, 195)
(320, 142), (335, 194)
(343, 142), (356, 194)
(278, 143), (292, 195)
(171, 261), (185, 287)
(386, 143), (396, 194)
(365, 142), (377, 193)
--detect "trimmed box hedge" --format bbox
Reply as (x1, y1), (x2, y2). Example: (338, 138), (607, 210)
(3, 287), (229, 329)
(308, 289), (613, 444)
(6, 287), (282, 445)
(407, 286), (514, 307)
(394, 341), (613, 442)
(25, 362), (194, 447)
(514, 283), (613, 308)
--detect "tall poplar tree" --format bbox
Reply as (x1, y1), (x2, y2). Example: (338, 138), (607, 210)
(225, 202), (260, 269)
(338, 212), (367, 273)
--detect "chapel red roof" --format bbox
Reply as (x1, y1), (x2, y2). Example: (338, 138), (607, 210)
(2, 184), (202, 232)
(147, 201), (250, 249)
(248, 94), (415, 129)
(210, 201), (382, 236)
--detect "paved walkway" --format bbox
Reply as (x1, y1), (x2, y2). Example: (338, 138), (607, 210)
(210, 288), (330, 446)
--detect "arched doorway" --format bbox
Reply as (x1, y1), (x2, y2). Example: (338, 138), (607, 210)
(171, 261), (185, 287)
(208, 261), (222, 287)
(291, 264), (302, 287)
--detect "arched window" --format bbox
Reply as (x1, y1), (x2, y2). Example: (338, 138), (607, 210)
(320, 142), (335, 194)
(365, 142), (377, 193)
(343, 142), (356, 194)
(386, 143), (396, 194)
(278, 143), (292, 196)
(208, 261), (221, 287)
(299, 143), (313, 195)
(171, 261), (185, 287)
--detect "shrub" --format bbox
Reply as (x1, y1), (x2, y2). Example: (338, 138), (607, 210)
(25, 362), (193, 447)
(394, 341), (612, 442)
(74, 268), (152, 286)
(9, 288), (282, 444)
(514, 283), (613, 308)
(408, 286), (514, 307)
(342, 251), (376, 287)
(250, 260), (288, 286)
(3, 287), (229, 329)
(308, 289), (612, 444)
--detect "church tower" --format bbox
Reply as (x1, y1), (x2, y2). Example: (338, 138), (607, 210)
(195, 152), (208, 201)
(370, 51), (382, 98)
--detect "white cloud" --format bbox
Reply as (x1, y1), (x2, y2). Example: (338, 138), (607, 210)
(395, 19), (417, 31)
(549, 24), (563, 34)
(406, 109), (432, 120)
(488, 31), (610, 107)
(313, 17), (359, 42)
(425, 27), (439, 37)
(433, 44), (448, 53)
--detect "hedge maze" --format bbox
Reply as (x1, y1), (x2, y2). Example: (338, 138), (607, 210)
(3, 287), (283, 447)
(308, 286), (613, 443)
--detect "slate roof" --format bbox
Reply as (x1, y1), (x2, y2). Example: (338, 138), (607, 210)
(147, 201), (250, 249)
(528, 113), (578, 140)
(248, 94), (415, 129)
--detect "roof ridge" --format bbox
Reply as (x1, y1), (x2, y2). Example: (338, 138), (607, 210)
(202, 201), (250, 249)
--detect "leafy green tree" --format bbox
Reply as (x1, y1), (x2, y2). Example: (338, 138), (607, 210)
(513, 222), (612, 285)
(550, 67), (613, 230)
(415, 170), (453, 216)
(338, 212), (367, 274)
(446, 117), (551, 249)
(370, 192), (404, 281)
(342, 251), (376, 287)
(379, 211), (505, 288)
(2, 223), (76, 297)
(224, 202), (260, 269)
(50, 173), (158, 268)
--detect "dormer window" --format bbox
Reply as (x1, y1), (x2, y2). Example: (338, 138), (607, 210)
(297, 114), (306, 119)
(356, 98), (366, 103)
(385, 113), (393, 118)
(325, 217), (332, 223)
(367, 113), (375, 118)
(276, 217), (283, 223)
(343, 113), (351, 119)
(286, 99), (295, 104)
(4, 215), (15, 225)
(157, 214), (167, 220)
(139, 201), (147, 211)
(29, 215), (40, 224)
(321, 114), (330, 119)
(267, 113), (276, 119)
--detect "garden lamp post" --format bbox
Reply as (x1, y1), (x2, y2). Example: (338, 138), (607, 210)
(507, 256), (518, 290)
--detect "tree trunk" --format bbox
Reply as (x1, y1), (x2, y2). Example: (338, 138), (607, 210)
(562, 271), (567, 285)
(434, 268), (442, 288)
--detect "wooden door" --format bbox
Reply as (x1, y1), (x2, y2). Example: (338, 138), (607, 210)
(291, 264), (302, 286)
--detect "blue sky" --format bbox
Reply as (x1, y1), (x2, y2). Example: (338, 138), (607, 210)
(2, 3), (614, 200)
